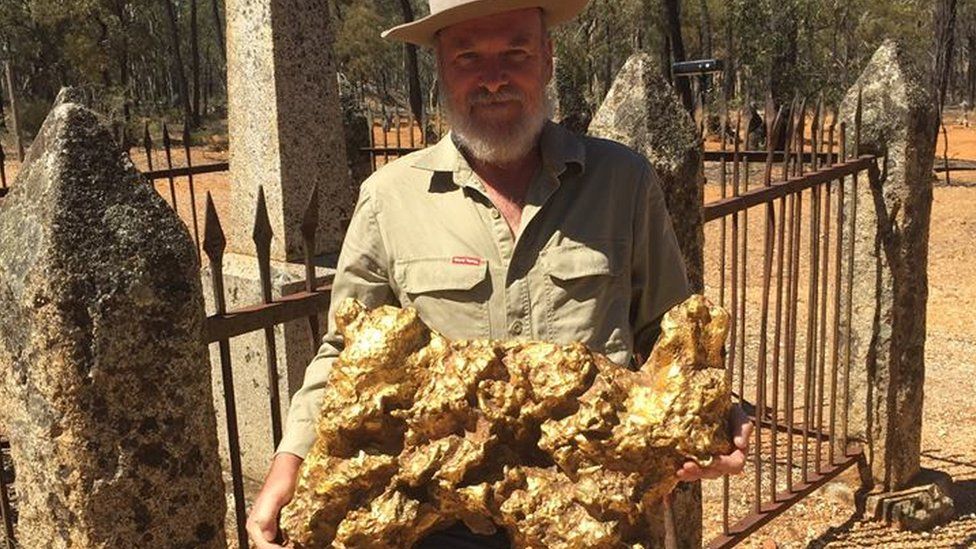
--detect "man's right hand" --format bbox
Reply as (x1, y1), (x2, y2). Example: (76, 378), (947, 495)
(246, 452), (303, 548)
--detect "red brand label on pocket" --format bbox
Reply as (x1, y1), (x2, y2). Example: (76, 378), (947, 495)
(452, 256), (483, 266)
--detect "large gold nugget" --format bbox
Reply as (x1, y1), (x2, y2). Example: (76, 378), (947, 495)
(280, 295), (732, 548)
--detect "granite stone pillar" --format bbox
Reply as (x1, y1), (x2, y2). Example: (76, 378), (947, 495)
(839, 40), (938, 492)
(588, 53), (706, 293)
(0, 89), (226, 548)
(588, 52), (706, 547)
(219, 0), (352, 484)
(227, 0), (352, 261)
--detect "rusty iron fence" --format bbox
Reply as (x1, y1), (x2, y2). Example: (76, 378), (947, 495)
(362, 104), (446, 172)
(702, 92), (878, 547)
(0, 92), (882, 548)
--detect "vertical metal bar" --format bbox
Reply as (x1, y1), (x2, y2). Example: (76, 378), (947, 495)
(802, 182), (821, 483)
(829, 155), (845, 465)
(793, 98), (807, 177)
(253, 187), (284, 447)
(719, 104), (730, 536)
(182, 123), (202, 260)
(797, 102), (807, 177)
(855, 90), (863, 158)
(730, 114), (742, 398)
(202, 194), (248, 549)
(782, 97), (797, 181)
(785, 190), (802, 493)
(738, 154), (748, 403)
(301, 183), (322, 348)
(366, 106), (377, 173)
(395, 105), (403, 158)
(842, 123), (857, 454)
(816, 177), (832, 474)
(719, 108), (729, 308)
(753, 107), (780, 512)
(408, 94), (416, 150)
(827, 110), (837, 168)
(382, 106), (391, 166)
(811, 96), (822, 172)
(162, 123), (179, 214)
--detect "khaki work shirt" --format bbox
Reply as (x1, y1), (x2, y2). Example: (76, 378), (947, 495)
(277, 121), (691, 458)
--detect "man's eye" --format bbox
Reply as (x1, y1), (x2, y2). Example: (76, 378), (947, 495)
(507, 50), (529, 62)
(457, 52), (479, 63)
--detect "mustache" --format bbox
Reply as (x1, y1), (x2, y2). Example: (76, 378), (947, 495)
(467, 87), (524, 106)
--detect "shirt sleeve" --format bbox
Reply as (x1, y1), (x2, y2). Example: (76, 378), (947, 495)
(631, 161), (693, 359)
(275, 180), (397, 459)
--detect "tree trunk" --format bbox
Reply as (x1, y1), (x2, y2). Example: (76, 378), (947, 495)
(211, 0), (226, 62)
(723, 3), (735, 101)
(397, 0), (423, 127)
(161, 0), (194, 128)
(662, 0), (694, 112)
(933, 0), (959, 109)
(967, 29), (975, 105)
(699, 0), (712, 58)
(190, 0), (202, 126)
(769, 0), (798, 109)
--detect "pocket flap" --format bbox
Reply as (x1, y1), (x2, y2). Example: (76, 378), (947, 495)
(544, 243), (622, 281)
(395, 258), (488, 294)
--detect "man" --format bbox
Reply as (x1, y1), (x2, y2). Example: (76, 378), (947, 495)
(247, 2), (752, 547)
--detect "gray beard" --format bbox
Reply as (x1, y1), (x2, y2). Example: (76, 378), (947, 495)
(440, 88), (553, 166)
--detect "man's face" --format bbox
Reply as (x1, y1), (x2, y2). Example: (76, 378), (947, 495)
(436, 8), (553, 165)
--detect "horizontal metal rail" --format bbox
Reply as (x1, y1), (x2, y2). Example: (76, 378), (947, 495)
(704, 150), (832, 164)
(706, 446), (863, 549)
(144, 162), (229, 181)
(203, 283), (332, 343)
(704, 156), (877, 222)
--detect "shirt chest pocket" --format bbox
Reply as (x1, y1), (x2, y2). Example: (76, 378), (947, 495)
(541, 241), (630, 351)
(393, 257), (492, 340)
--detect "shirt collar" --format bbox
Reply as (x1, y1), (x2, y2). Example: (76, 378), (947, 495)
(411, 120), (587, 183)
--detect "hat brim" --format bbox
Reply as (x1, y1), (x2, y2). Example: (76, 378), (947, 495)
(382, 0), (589, 47)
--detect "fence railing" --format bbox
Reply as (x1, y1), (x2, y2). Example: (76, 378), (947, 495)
(702, 94), (878, 547)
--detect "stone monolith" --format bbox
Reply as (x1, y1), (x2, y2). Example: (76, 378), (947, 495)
(0, 89), (227, 548)
(839, 39), (938, 491)
(588, 53), (706, 293)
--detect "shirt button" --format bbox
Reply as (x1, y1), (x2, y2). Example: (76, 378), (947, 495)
(490, 209), (501, 219)
(510, 320), (523, 336)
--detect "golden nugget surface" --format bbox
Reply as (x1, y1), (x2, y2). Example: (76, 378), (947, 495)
(280, 295), (732, 548)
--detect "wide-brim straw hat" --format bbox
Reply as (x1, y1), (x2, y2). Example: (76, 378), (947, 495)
(382, 0), (590, 47)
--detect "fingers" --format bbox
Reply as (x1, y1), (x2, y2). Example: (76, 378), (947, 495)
(246, 499), (285, 549)
(676, 448), (748, 482)
(731, 404), (754, 451)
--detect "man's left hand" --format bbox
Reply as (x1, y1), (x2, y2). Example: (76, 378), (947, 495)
(676, 405), (753, 482)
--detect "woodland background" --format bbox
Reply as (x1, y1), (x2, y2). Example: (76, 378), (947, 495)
(0, 0), (965, 149)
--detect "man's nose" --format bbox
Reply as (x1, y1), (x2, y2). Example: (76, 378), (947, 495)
(479, 59), (508, 93)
